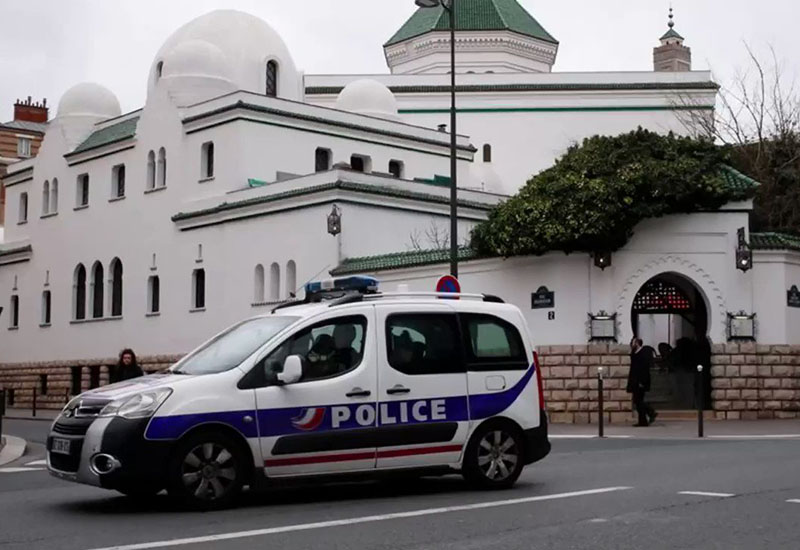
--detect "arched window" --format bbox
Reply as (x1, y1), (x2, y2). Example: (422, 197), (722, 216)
(112, 164), (126, 198)
(156, 61), (164, 79)
(286, 260), (296, 299)
(147, 275), (160, 314)
(76, 174), (90, 207)
(157, 147), (167, 187)
(483, 144), (492, 163)
(192, 269), (206, 309)
(315, 148), (331, 172)
(73, 264), (87, 320)
(19, 192), (28, 222)
(269, 262), (280, 301)
(147, 150), (156, 190)
(254, 264), (265, 303)
(50, 178), (59, 213)
(42, 180), (50, 215)
(41, 290), (51, 325)
(110, 258), (123, 317)
(266, 60), (278, 97)
(388, 160), (404, 178)
(91, 261), (104, 319)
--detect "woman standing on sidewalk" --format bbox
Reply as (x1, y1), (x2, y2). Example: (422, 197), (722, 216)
(109, 349), (143, 384)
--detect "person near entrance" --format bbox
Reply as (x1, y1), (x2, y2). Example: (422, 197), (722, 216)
(627, 338), (657, 426)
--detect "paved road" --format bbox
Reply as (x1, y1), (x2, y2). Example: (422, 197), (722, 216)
(2, 418), (799, 550)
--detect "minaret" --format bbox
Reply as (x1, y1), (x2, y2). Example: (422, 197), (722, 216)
(653, 8), (691, 72)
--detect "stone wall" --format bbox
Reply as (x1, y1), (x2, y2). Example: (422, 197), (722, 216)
(709, 343), (800, 420)
(0, 355), (180, 410)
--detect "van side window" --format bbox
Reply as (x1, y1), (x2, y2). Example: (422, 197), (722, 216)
(386, 313), (463, 375)
(262, 315), (367, 385)
(460, 313), (528, 371)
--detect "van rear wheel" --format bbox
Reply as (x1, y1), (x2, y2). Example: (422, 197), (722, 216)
(167, 432), (247, 509)
(463, 421), (524, 489)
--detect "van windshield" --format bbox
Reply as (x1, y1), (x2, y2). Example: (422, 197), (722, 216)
(173, 316), (299, 375)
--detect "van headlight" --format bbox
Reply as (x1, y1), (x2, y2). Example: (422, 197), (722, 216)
(100, 388), (173, 419)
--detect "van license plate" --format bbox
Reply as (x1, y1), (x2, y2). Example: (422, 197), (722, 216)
(51, 438), (71, 455)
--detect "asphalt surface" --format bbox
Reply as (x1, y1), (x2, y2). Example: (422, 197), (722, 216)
(1, 418), (799, 550)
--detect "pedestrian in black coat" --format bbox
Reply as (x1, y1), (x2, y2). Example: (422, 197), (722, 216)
(110, 348), (144, 384)
(627, 338), (657, 426)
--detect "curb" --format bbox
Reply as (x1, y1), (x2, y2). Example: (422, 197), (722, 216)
(3, 415), (57, 422)
(0, 435), (27, 466)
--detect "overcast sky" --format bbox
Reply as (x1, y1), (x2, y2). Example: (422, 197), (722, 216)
(1, 0), (797, 121)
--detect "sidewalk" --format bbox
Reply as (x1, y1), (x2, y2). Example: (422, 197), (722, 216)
(550, 419), (800, 439)
(3, 408), (60, 421)
(0, 435), (27, 466)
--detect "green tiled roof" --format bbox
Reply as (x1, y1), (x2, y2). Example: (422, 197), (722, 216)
(750, 232), (800, 252)
(69, 116), (139, 156)
(386, 0), (557, 47)
(660, 28), (684, 41)
(332, 247), (484, 276)
(719, 165), (761, 194)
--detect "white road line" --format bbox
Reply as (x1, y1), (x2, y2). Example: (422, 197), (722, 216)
(787, 499), (800, 504)
(0, 467), (44, 473)
(86, 486), (632, 550)
(708, 435), (800, 439)
(678, 491), (735, 498)
(25, 459), (47, 466)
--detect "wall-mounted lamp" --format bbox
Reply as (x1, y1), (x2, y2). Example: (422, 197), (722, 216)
(736, 227), (752, 272)
(593, 251), (612, 270)
(327, 205), (342, 236)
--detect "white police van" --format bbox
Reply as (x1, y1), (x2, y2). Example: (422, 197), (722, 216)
(47, 277), (550, 508)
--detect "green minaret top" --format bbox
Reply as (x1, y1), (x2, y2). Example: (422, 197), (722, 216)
(659, 7), (684, 41)
(385, 0), (558, 47)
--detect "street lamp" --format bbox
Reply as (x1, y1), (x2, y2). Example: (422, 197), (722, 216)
(415, 0), (458, 277)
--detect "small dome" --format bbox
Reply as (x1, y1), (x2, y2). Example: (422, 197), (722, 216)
(162, 40), (231, 80)
(469, 162), (506, 195)
(57, 82), (121, 119)
(336, 79), (399, 121)
(148, 10), (300, 100)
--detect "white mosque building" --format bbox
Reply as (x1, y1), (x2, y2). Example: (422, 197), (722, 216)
(1, 3), (798, 419)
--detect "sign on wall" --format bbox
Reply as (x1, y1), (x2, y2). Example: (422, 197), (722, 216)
(531, 286), (554, 309)
(788, 285), (800, 308)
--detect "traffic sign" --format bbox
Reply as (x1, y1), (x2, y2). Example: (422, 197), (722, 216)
(436, 275), (461, 295)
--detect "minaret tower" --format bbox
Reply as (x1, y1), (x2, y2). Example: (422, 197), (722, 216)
(653, 8), (691, 72)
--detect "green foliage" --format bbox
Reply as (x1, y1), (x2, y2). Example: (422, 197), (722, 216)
(471, 128), (752, 257)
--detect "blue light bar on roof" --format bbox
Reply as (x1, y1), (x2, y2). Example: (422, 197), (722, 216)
(305, 276), (379, 295)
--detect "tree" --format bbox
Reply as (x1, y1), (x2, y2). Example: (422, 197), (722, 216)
(470, 129), (751, 258)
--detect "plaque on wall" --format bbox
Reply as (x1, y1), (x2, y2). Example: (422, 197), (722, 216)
(531, 286), (555, 309)
(788, 285), (800, 308)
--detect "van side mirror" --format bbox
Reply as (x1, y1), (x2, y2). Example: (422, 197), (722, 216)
(277, 355), (303, 385)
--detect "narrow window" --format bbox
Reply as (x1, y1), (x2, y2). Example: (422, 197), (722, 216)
(112, 164), (126, 198)
(74, 264), (87, 320)
(41, 290), (51, 325)
(388, 160), (404, 178)
(70, 366), (82, 395)
(254, 264), (265, 303)
(156, 61), (164, 79)
(350, 155), (371, 173)
(146, 150), (156, 190)
(39, 374), (48, 396)
(77, 174), (90, 207)
(148, 275), (160, 314)
(42, 180), (50, 215)
(266, 60), (278, 97)
(286, 260), (296, 299)
(9, 295), (19, 328)
(315, 148), (331, 172)
(192, 268), (206, 309)
(91, 261), (104, 319)
(157, 147), (167, 187)
(269, 262), (280, 301)
(89, 365), (100, 389)
(19, 192), (27, 222)
(483, 143), (492, 163)
(50, 178), (58, 213)
(110, 258), (123, 317)
(17, 137), (32, 158)
(201, 142), (214, 179)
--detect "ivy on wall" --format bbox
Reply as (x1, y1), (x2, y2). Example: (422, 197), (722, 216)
(471, 128), (754, 257)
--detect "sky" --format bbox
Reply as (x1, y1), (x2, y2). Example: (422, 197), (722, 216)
(1, 0), (798, 122)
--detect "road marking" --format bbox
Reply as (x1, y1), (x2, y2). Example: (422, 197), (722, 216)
(0, 467), (44, 473)
(25, 459), (47, 466)
(787, 499), (800, 504)
(708, 435), (800, 439)
(678, 491), (734, 498)
(86, 486), (632, 550)
(549, 435), (631, 439)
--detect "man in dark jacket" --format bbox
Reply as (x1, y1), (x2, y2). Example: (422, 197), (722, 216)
(627, 338), (657, 426)
(110, 348), (144, 384)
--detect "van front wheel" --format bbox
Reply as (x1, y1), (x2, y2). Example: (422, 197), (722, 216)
(462, 421), (524, 489)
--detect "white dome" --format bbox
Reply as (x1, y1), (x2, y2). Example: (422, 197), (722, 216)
(148, 10), (300, 100)
(469, 162), (507, 195)
(335, 79), (399, 121)
(162, 40), (231, 80)
(57, 82), (121, 119)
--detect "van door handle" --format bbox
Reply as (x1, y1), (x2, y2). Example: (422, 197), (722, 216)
(386, 386), (410, 395)
(346, 388), (371, 398)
